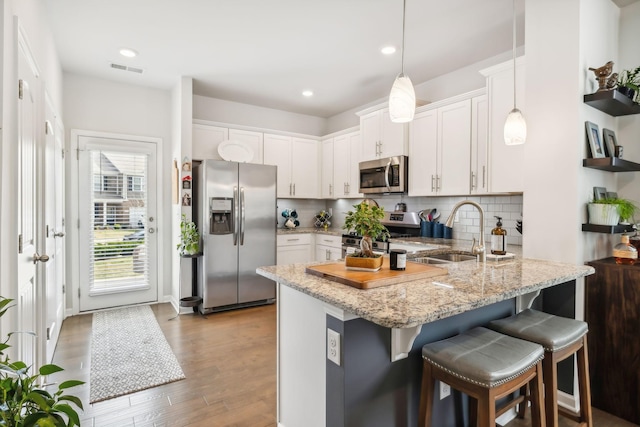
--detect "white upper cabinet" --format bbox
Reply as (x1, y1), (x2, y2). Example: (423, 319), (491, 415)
(321, 138), (334, 199)
(470, 95), (488, 195)
(264, 134), (319, 198)
(333, 131), (362, 198)
(409, 98), (473, 196)
(360, 108), (407, 160)
(228, 128), (264, 164)
(192, 124), (264, 164)
(192, 124), (228, 161)
(438, 100), (472, 195)
(408, 109), (438, 196)
(480, 57), (525, 193)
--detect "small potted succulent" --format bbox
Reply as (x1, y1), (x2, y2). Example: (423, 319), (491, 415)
(343, 201), (390, 270)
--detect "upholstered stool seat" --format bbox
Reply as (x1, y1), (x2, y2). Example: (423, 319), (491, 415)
(419, 327), (546, 427)
(489, 309), (593, 427)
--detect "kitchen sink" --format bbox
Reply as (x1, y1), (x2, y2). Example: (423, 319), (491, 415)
(427, 253), (477, 262)
(412, 253), (477, 265)
(412, 257), (450, 265)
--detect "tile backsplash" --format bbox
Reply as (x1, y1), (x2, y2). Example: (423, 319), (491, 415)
(278, 195), (523, 247)
(325, 195), (523, 247)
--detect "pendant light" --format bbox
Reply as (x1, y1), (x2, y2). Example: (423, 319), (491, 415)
(504, 0), (526, 145)
(388, 0), (416, 123)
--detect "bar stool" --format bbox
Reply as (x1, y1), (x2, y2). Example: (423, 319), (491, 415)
(488, 309), (592, 427)
(418, 327), (546, 427)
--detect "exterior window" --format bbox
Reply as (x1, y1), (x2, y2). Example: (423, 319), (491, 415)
(128, 176), (144, 191)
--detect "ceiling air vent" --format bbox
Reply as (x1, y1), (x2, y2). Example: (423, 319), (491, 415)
(110, 62), (144, 74)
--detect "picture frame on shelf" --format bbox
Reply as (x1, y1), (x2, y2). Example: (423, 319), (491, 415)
(606, 191), (618, 199)
(585, 121), (605, 158)
(602, 128), (618, 157)
(593, 186), (607, 201)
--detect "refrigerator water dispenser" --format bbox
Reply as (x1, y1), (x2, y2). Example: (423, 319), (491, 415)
(209, 197), (233, 234)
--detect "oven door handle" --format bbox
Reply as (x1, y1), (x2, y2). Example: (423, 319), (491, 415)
(384, 160), (391, 192)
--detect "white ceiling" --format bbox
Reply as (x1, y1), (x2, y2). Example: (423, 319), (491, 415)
(43, 0), (634, 118)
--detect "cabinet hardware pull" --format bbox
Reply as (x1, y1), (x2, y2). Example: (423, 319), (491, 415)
(293, 183), (296, 196)
(471, 172), (476, 190)
(329, 184), (332, 195)
(287, 238), (300, 242)
(482, 166), (486, 188)
(431, 175), (435, 192)
(289, 183), (292, 196)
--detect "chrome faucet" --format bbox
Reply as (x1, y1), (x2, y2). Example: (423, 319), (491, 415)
(445, 200), (486, 263)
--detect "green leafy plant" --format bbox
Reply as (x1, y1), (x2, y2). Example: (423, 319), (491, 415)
(617, 66), (640, 102)
(343, 202), (390, 258)
(592, 197), (637, 222)
(0, 297), (84, 427)
(177, 214), (200, 255)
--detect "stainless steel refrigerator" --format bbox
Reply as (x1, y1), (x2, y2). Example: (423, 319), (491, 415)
(194, 160), (276, 313)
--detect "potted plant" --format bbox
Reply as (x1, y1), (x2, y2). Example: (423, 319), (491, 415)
(0, 297), (84, 426)
(343, 201), (390, 270)
(616, 66), (640, 103)
(177, 214), (200, 255)
(588, 197), (637, 225)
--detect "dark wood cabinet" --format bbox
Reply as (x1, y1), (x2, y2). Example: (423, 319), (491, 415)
(585, 258), (640, 425)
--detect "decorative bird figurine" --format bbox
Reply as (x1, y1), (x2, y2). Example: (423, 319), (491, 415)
(589, 61), (614, 77)
(589, 61), (614, 92)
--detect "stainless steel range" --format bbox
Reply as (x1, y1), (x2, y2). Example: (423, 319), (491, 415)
(341, 211), (421, 257)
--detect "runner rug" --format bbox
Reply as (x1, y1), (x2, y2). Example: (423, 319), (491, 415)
(90, 305), (185, 403)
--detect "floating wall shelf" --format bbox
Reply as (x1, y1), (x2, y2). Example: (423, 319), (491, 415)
(583, 157), (640, 172)
(583, 90), (640, 116)
(582, 224), (634, 234)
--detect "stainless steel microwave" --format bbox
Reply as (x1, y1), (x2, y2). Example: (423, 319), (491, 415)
(358, 156), (408, 194)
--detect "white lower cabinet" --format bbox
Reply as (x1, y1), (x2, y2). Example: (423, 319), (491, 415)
(277, 234), (312, 265)
(314, 235), (342, 262)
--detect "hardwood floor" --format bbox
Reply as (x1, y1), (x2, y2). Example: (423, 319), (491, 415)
(51, 302), (638, 427)
(504, 406), (638, 427)
(50, 303), (277, 427)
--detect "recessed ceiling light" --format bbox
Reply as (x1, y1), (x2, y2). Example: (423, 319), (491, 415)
(302, 90), (313, 97)
(381, 46), (396, 55)
(119, 48), (138, 58)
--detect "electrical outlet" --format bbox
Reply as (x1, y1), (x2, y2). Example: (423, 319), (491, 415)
(439, 381), (451, 400)
(327, 328), (341, 366)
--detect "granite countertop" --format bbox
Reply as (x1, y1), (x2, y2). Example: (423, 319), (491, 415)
(277, 227), (342, 237)
(257, 257), (594, 329)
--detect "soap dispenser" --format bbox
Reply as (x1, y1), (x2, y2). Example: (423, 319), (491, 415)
(491, 216), (507, 255)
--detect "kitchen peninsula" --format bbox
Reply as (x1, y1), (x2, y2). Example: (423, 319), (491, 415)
(257, 255), (594, 427)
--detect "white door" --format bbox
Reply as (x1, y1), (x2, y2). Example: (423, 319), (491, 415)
(77, 136), (158, 311)
(16, 31), (43, 369)
(43, 91), (65, 363)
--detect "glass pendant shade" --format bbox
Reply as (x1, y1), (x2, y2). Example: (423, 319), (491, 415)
(389, 73), (416, 123)
(504, 108), (527, 145)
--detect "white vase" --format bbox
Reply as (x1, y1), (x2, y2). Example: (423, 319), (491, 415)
(588, 204), (620, 226)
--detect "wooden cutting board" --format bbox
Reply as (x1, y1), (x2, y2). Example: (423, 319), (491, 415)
(305, 259), (447, 289)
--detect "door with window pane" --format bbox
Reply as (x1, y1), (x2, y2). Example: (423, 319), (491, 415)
(78, 136), (157, 311)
